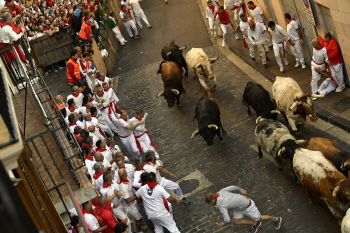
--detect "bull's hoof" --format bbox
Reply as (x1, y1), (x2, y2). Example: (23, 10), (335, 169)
(258, 153), (263, 158)
(222, 130), (227, 136)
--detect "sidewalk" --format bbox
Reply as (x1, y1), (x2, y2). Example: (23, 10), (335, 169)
(198, 0), (350, 132)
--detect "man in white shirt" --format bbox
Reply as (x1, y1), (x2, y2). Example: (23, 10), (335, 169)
(90, 107), (115, 137)
(114, 159), (135, 183)
(94, 152), (112, 170)
(311, 38), (329, 97)
(68, 113), (84, 134)
(83, 146), (96, 177)
(130, 0), (151, 29)
(118, 168), (143, 233)
(284, 13), (306, 69)
(116, 110), (144, 160)
(224, 0), (245, 30)
(92, 162), (104, 192)
(247, 1), (265, 24)
(206, 0), (219, 37)
(66, 85), (84, 107)
(100, 172), (131, 231)
(102, 82), (120, 118)
(136, 172), (181, 233)
(120, 5), (140, 39)
(267, 21), (293, 73)
(95, 139), (113, 161)
(143, 151), (190, 204)
(66, 99), (81, 116)
(247, 19), (269, 68)
(82, 200), (108, 232)
(121, 0), (136, 24)
(129, 110), (160, 159)
(239, 13), (255, 60)
(132, 159), (145, 189)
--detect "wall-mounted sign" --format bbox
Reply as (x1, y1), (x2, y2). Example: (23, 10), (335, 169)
(303, 0), (316, 26)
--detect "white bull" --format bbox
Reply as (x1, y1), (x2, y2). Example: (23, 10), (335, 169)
(185, 48), (218, 97)
(272, 76), (324, 131)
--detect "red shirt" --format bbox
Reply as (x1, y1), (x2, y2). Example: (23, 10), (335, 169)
(93, 205), (118, 233)
(214, 10), (230, 25)
(5, 4), (22, 16)
(46, 0), (54, 7)
(319, 37), (343, 65)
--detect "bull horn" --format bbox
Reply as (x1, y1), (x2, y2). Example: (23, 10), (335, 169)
(271, 110), (281, 115)
(296, 139), (307, 145)
(171, 89), (180, 95)
(311, 93), (326, 98)
(209, 54), (219, 61)
(179, 45), (187, 51)
(341, 161), (349, 170)
(166, 51), (172, 56)
(278, 147), (286, 157)
(208, 124), (218, 130)
(191, 129), (199, 139)
(256, 116), (263, 125)
(194, 63), (201, 69)
(156, 91), (164, 98)
(289, 101), (299, 111)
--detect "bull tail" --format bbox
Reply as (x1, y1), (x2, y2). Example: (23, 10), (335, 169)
(157, 60), (166, 74)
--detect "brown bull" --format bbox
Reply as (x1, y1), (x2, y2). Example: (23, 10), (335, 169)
(156, 61), (184, 108)
(306, 137), (350, 177)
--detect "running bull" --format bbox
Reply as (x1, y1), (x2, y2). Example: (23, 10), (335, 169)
(191, 98), (226, 146)
(272, 76), (324, 131)
(306, 137), (350, 177)
(156, 61), (184, 108)
(158, 41), (188, 77)
(242, 81), (277, 119)
(185, 48), (218, 97)
(293, 148), (350, 221)
(255, 116), (305, 171)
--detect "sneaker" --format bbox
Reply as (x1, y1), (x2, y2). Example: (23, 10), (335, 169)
(165, 0), (168, 4)
(280, 67), (284, 73)
(301, 63), (306, 69)
(135, 35), (141, 39)
(235, 35), (239, 40)
(285, 60), (289, 65)
(222, 40), (226, 47)
(181, 197), (190, 204)
(274, 217), (282, 230)
(123, 39), (128, 43)
(312, 97), (317, 101)
(120, 41), (125, 45)
(59, 66), (63, 70)
(54, 69), (58, 72)
(139, 26), (143, 29)
(336, 85), (345, 93)
(249, 222), (262, 233)
(147, 25), (152, 28)
(131, 36), (136, 40)
(295, 61), (300, 68)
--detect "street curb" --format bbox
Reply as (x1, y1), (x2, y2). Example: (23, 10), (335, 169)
(194, 0), (350, 133)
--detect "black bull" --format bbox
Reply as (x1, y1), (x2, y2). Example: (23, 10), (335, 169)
(157, 41), (188, 77)
(191, 98), (226, 146)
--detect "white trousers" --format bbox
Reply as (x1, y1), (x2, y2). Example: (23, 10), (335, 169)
(120, 134), (140, 159)
(160, 178), (183, 199)
(134, 9), (150, 27)
(98, 122), (113, 136)
(123, 20), (138, 37)
(101, 108), (118, 129)
(136, 133), (159, 159)
(311, 61), (325, 94)
(330, 62), (345, 87)
(123, 205), (142, 220)
(318, 78), (336, 95)
(208, 18), (218, 31)
(112, 26), (125, 43)
(231, 7), (243, 29)
(98, 113), (118, 133)
(290, 39), (305, 64)
(113, 206), (132, 231)
(149, 213), (180, 233)
(273, 41), (288, 69)
(220, 23), (236, 40)
(244, 36), (255, 58)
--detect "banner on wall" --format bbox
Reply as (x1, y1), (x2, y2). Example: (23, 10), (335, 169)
(302, 0), (316, 26)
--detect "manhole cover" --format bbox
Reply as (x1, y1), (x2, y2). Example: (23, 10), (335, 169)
(178, 179), (199, 195)
(330, 97), (350, 113)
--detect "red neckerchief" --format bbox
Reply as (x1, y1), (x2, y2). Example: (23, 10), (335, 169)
(104, 86), (110, 92)
(81, 143), (92, 150)
(82, 209), (92, 215)
(120, 116), (128, 121)
(95, 148), (107, 152)
(68, 106), (76, 112)
(85, 155), (94, 161)
(119, 178), (129, 184)
(135, 168), (144, 171)
(72, 92), (80, 97)
(135, 115), (142, 121)
(86, 108), (90, 113)
(91, 114), (96, 117)
(122, 9), (131, 18)
(214, 194), (220, 205)
(287, 18), (294, 25)
(96, 77), (103, 82)
(145, 162), (155, 166)
(89, 98), (94, 103)
(251, 5), (257, 10)
(96, 92), (103, 97)
(0, 20), (10, 28)
(68, 122), (76, 127)
(147, 182), (157, 190)
(93, 171), (104, 180)
(102, 181), (113, 188)
(315, 44), (325, 51)
(75, 134), (83, 141)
